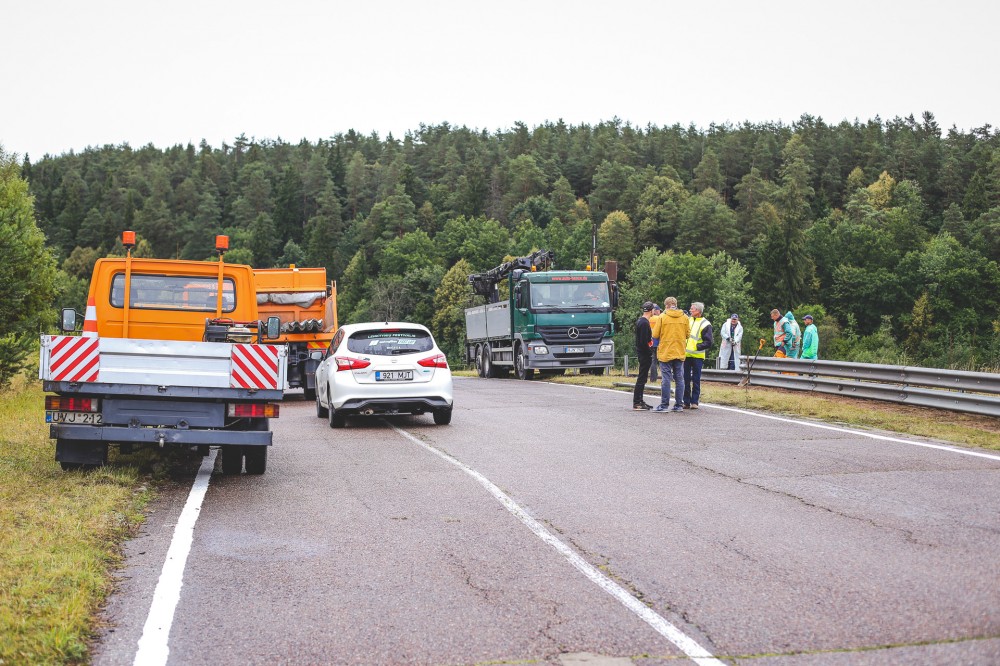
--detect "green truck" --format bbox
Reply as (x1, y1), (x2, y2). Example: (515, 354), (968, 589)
(464, 250), (618, 380)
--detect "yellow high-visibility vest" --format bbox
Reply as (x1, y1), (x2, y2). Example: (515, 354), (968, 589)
(686, 317), (708, 358)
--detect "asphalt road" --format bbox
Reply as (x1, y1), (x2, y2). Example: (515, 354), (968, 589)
(94, 377), (1000, 665)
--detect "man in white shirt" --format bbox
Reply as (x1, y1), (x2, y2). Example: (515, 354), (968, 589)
(719, 313), (743, 371)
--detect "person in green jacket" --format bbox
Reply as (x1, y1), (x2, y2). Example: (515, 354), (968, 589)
(800, 314), (819, 360)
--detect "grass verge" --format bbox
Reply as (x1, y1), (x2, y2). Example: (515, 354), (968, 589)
(0, 377), (152, 665)
(455, 369), (1000, 451)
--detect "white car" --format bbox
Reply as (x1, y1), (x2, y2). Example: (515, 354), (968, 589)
(314, 322), (454, 427)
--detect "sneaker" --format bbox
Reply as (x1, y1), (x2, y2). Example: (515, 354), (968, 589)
(652, 405), (668, 412)
(670, 406), (684, 412)
(633, 403), (651, 411)
(690, 404), (699, 410)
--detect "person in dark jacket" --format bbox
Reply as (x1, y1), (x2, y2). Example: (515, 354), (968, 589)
(648, 304), (662, 382)
(633, 301), (655, 410)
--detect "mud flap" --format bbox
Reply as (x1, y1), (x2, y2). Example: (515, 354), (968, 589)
(56, 439), (109, 465)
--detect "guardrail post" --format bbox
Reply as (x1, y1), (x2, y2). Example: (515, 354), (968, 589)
(623, 355), (630, 377)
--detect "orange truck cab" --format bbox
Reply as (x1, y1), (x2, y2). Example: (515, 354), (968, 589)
(253, 266), (337, 400)
(86, 257), (260, 341)
(39, 232), (287, 475)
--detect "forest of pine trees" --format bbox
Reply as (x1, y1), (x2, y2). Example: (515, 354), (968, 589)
(18, 113), (1000, 371)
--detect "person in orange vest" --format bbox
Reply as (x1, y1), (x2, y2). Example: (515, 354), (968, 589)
(771, 309), (794, 358)
(683, 302), (713, 409)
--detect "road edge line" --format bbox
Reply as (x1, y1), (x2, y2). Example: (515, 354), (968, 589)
(133, 449), (217, 666)
(553, 382), (1000, 462)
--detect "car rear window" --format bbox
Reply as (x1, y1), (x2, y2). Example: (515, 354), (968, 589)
(346, 329), (434, 355)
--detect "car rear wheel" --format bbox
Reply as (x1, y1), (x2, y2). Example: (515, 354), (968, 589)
(316, 387), (328, 418)
(327, 391), (346, 428)
(433, 407), (453, 425)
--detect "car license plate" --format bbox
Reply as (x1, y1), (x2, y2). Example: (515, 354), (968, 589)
(564, 347), (584, 353)
(375, 370), (413, 381)
(46, 411), (103, 425)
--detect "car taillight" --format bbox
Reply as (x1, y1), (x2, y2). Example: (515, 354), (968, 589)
(45, 396), (99, 412)
(417, 354), (448, 369)
(227, 403), (280, 418)
(335, 356), (371, 371)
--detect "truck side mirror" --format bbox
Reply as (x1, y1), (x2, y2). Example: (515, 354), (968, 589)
(514, 285), (523, 309)
(265, 316), (281, 340)
(610, 282), (619, 309)
(61, 308), (78, 332)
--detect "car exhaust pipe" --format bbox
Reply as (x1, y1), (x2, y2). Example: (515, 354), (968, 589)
(362, 408), (375, 415)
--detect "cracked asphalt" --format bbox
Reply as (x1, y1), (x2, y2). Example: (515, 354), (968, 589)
(93, 377), (1000, 665)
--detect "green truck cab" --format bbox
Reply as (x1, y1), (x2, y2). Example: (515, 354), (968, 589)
(464, 251), (617, 380)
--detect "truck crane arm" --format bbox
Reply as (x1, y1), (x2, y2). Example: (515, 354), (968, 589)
(468, 249), (555, 303)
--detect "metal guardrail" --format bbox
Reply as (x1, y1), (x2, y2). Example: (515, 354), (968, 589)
(702, 357), (1000, 418)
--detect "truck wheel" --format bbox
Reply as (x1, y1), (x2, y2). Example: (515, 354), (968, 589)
(316, 389), (328, 418)
(583, 367), (606, 376)
(483, 344), (496, 378)
(475, 345), (485, 378)
(514, 344), (534, 380)
(328, 391), (346, 428)
(433, 407), (453, 425)
(244, 446), (267, 474)
(303, 386), (316, 402)
(221, 446), (243, 475)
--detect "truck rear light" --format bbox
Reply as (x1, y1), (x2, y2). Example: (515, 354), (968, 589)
(227, 403), (280, 418)
(45, 396), (99, 412)
(335, 356), (371, 371)
(417, 354), (448, 369)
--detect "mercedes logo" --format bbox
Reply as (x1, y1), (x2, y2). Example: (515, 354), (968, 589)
(567, 327), (580, 339)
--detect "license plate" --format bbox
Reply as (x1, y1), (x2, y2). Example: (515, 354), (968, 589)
(375, 370), (413, 381)
(46, 411), (103, 425)
(564, 347), (584, 353)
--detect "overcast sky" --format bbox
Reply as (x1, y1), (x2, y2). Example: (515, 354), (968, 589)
(4, 0), (997, 160)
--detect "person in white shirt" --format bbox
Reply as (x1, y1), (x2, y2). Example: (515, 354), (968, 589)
(719, 313), (743, 371)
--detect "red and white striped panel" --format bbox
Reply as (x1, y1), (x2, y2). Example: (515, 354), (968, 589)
(230, 344), (280, 389)
(47, 335), (100, 382)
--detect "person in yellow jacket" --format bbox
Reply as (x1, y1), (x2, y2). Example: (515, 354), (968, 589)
(683, 302), (713, 409)
(650, 297), (689, 412)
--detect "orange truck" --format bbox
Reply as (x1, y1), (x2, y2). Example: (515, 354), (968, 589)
(253, 266), (337, 400)
(39, 232), (286, 475)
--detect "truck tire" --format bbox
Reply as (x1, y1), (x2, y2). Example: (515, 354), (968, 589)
(316, 389), (328, 418)
(583, 367), (606, 376)
(244, 446), (267, 474)
(327, 390), (346, 428)
(221, 446), (243, 475)
(433, 406), (453, 425)
(475, 345), (485, 378)
(514, 344), (534, 380)
(483, 344), (496, 378)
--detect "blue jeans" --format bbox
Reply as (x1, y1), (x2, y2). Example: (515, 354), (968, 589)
(684, 357), (703, 406)
(658, 359), (685, 408)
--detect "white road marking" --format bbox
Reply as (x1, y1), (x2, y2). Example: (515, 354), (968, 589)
(134, 449), (217, 666)
(560, 382), (1000, 462)
(390, 423), (724, 666)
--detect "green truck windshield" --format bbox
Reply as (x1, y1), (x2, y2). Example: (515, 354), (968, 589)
(528, 282), (609, 309)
